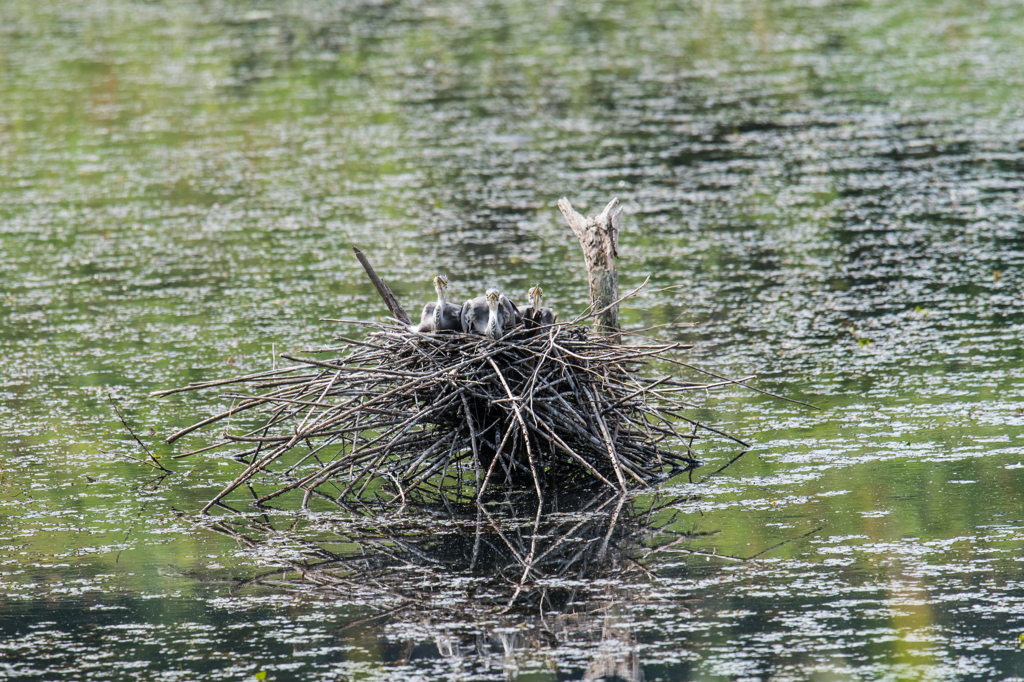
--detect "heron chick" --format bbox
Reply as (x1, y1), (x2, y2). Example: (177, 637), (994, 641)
(461, 288), (518, 339)
(409, 275), (462, 333)
(522, 284), (557, 326)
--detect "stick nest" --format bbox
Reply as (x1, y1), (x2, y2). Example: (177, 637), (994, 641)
(160, 322), (741, 511)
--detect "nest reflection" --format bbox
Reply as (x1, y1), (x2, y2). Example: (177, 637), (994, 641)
(207, 489), (713, 679)
(217, 490), (706, 609)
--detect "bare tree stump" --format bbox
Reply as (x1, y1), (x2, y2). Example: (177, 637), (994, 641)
(558, 197), (623, 342)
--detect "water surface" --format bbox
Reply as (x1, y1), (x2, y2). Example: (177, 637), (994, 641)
(1, 1), (1023, 679)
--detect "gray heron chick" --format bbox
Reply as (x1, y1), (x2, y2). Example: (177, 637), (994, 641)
(409, 275), (462, 333)
(461, 288), (518, 339)
(521, 284), (557, 326)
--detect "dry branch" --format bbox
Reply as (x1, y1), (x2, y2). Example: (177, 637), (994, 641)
(352, 245), (412, 325)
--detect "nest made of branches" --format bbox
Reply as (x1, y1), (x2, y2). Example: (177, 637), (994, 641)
(158, 320), (749, 512)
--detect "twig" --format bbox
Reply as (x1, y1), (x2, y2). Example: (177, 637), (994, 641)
(108, 393), (169, 472)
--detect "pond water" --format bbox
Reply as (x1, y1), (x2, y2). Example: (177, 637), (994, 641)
(2, 0), (1023, 679)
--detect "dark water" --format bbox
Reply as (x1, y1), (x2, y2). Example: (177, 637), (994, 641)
(2, 1), (1023, 679)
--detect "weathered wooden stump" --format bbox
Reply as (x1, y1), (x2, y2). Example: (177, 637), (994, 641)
(559, 197), (623, 343)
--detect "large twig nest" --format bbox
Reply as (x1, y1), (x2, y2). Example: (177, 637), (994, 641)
(157, 321), (747, 511)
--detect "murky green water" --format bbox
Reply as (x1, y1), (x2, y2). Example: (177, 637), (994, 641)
(2, 0), (1023, 679)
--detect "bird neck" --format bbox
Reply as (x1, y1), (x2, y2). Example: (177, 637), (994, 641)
(486, 305), (500, 336)
(434, 291), (445, 327)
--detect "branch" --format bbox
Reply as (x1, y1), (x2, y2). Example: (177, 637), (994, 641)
(352, 246), (412, 325)
(108, 393), (169, 472)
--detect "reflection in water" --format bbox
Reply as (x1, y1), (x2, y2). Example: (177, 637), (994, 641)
(207, 490), (708, 680)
